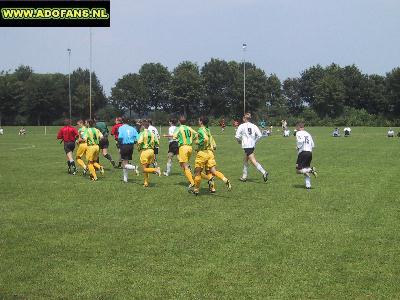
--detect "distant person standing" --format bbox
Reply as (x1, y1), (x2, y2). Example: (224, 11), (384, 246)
(0, 127), (3, 135)
(219, 118), (226, 132)
(235, 113), (268, 183)
(295, 122), (317, 190)
(281, 119), (287, 130)
(332, 128), (341, 137)
(344, 127), (351, 137)
(111, 117), (124, 168)
(387, 128), (395, 137)
(95, 118), (115, 167)
(18, 127), (26, 135)
(57, 119), (78, 175)
(233, 120), (240, 132)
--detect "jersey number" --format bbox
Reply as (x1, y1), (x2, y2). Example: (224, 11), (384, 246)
(305, 136), (309, 144)
(248, 128), (252, 135)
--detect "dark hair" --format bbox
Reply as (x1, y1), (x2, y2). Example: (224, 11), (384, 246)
(87, 119), (95, 127)
(169, 118), (177, 125)
(77, 120), (83, 125)
(64, 119), (72, 126)
(199, 116), (209, 126)
(179, 116), (187, 125)
(296, 122), (305, 128)
(142, 119), (149, 128)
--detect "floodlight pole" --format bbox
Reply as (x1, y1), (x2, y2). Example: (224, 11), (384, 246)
(67, 48), (72, 121)
(89, 27), (93, 119)
(243, 43), (247, 115)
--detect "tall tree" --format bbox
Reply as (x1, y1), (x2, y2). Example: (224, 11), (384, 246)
(170, 61), (204, 118)
(282, 77), (303, 115)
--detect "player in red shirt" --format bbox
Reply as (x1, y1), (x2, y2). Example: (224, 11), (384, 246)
(219, 118), (226, 132)
(57, 119), (79, 175)
(111, 117), (124, 168)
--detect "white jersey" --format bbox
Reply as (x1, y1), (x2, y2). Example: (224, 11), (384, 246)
(168, 125), (177, 143)
(344, 127), (351, 132)
(296, 130), (314, 154)
(148, 125), (160, 140)
(235, 122), (262, 149)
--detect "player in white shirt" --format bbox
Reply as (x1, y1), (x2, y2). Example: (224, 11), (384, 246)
(148, 120), (160, 167)
(295, 122), (317, 190)
(0, 128), (3, 135)
(235, 113), (268, 182)
(344, 127), (351, 137)
(162, 118), (179, 176)
(387, 128), (395, 137)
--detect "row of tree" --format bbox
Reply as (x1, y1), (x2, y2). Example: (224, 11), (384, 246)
(1, 61), (400, 126)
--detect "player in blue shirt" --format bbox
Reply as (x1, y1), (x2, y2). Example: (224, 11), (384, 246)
(118, 119), (139, 182)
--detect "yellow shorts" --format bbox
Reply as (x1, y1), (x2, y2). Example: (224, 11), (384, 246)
(76, 143), (87, 159)
(195, 150), (216, 170)
(140, 149), (155, 165)
(86, 145), (99, 162)
(178, 145), (193, 163)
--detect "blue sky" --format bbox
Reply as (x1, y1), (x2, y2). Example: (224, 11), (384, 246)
(1, 0), (399, 95)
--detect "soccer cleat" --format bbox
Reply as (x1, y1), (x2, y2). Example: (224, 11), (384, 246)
(116, 161), (122, 169)
(99, 166), (105, 175)
(154, 167), (161, 176)
(311, 167), (318, 178)
(306, 186), (311, 190)
(111, 160), (116, 167)
(263, 172), (269, 182)
(143, 183), (149, 188)
(187, 183), (195, 194)
(163, 171), (169, 177)
(239, 177), (247, 182)
(193, 189), (199, 196)
(225, 179), (232, 191)
(90, 175), (98, 181)
(208, 176), (216, 193)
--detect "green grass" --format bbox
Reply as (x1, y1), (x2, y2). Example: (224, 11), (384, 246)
(0, 126), (399, 299)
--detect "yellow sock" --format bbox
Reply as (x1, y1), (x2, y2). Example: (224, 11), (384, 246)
(76, 158), (86, 169)
(143, 168), (156, 173)
(144, 173), (149, 186)
(184, 168), (194, 185)
(214, 171), (227, 183)
(93, 162), (102, 170)
(201, 172), (213, 180)
(88, 163), (97, 180)
(194, 174), (202, 189)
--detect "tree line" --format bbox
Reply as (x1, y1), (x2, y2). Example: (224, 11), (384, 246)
(1, 61), (400, 126)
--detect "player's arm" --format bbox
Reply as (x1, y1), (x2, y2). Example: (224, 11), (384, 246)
(57, 128), (63, 140)
(189, 127), (198, 139)
(235, 125), (242, 143)
(254, 126), (263, 143)
(137, 133), (143, 151)
(296, 134), (304, 150)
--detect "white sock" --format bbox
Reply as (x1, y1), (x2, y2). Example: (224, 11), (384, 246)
(166, 160), (172, 174)
(125, 164), (136, 170)
(255, 163), (266, 175)
(305, 175), (311, 188)
(242, 162), (248, 178)
(300, 168), (311, 174)
(123, 168), (128, 182)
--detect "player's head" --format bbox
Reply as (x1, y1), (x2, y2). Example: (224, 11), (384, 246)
(115, 117), (122, 124)
(243, 113), (251, 122)
(77, 120), (84, 127)
(179, 116), (187, 125)
(199, 116), (209, 127)
(296, 122), (305, 131)
(142, 119), (150, 129)
(87, 119), (95, 128)
(169, 118), (177, 126)
(64, 119), (72, 126)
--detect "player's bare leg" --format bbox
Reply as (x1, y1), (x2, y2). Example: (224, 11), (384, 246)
(122, 160), (139, 183)
(66, 151), (77, 175)
(240, 154), (249, 182)
(164, 152), (174, 176)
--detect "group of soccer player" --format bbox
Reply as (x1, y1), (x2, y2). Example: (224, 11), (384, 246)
(57, 112), (318, 193)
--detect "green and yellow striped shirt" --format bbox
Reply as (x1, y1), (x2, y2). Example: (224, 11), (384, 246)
(137, 129), (159, 151)
(173, 125), (197, 147)
(196, 126), (216, 151)
(84, 127), (103, 146)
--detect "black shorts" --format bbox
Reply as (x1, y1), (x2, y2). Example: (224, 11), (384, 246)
(244, 148), (255, 156)
(120, 144), (133, 160)
(99, 137), (109, 150)
(296, 151), (312, 170)
(154, 147), (159, 155)
(168, 141), (179, 155)
(64, 141), (75, 153)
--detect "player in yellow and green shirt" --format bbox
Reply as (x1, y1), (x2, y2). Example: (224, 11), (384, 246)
(137, 119), (161, 187)
(76, 120), (88, 175)
(172, 116), (197, 191)
(83, 119), (104, 181)
(193, 116), (231, 195)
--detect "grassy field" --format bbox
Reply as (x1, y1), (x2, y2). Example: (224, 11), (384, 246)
(0, 126), (399, 299)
